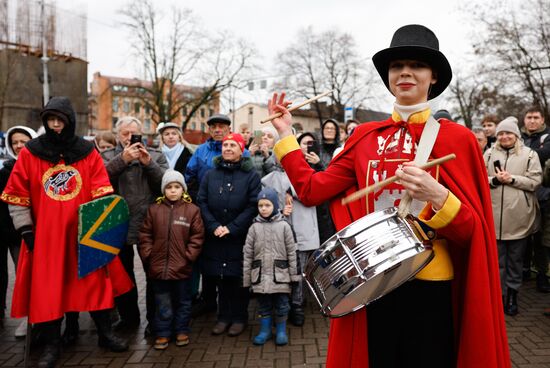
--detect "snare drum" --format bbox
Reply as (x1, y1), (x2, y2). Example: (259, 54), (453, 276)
(304, 207), (434, 317)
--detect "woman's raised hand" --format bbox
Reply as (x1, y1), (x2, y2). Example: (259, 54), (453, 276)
(267, 92), (293, 139)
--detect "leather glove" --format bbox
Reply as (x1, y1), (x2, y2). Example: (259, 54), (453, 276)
(19, 225), (35, 252)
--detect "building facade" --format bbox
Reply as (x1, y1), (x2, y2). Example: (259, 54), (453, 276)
(88, 72), (219, 144)
(232, 102), (389, 137)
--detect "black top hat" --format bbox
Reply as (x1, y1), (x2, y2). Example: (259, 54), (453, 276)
(372, 24), (452, 100)
(207, 114), (231, 126)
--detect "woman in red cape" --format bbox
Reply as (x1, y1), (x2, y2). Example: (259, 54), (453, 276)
(268, 24), (509, 368)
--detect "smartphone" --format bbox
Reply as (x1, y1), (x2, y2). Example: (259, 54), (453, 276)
(253, 131), (263, 145)
(306, 140), (319, 155)
(493, 160), (502, 171)
(130, 134), (142, 145)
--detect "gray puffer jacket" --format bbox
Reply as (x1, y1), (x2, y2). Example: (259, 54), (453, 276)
(102, 144), (168, 244)
(484, 143), (542, 240)
(243, 212), (300, 293)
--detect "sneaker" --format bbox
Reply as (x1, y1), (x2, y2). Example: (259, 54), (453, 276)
(154, 337), (169, 350)
(175, 334), (189, 347)
(15, 317), (28, 338)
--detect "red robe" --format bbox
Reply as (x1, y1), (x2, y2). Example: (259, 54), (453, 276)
(1, 147), (133, 323)
(279, 117), (510, 368)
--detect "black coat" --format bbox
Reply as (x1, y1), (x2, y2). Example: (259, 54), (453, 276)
(0, 159), (20, 244)
(174, 147), (193, 175)
(197, 156), (261, 277)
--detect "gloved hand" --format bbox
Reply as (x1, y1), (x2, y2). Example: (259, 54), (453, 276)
(19, 225), (35, 252)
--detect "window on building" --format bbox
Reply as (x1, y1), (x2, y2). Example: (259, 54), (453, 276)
(134, 102), (141, 114)
(260, 80), (267, 89)
(209, 108), (214, 117)
(201, 123), (206, 132)
(191, 122), (196, 130)
(181, 106), (187, 117)
(123, 99), (130, 113)
(200, 108), (205, 118)
(248, 81), (254, 91)
(145, 105), (151, 114)
(113, 85), (129, 92)
(112, 97), (119, 113)
(144, 118), (151, 133)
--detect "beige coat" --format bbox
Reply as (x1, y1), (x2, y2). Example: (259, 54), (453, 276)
(484, 142), (542, 240)
(242, 213), (300, 294)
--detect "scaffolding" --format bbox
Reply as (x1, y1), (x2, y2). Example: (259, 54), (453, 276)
(0, 0), (87, 61)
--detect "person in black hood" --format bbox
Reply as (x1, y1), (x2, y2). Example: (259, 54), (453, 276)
(1, 97), (132, 368)
(26, 96), (95, 165)
(319, 119), (341, 169)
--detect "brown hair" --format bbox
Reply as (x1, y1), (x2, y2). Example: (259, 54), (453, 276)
(94, 131), (116, 147)
(481, 114), (499, 125)
(524, 105), (544, 117)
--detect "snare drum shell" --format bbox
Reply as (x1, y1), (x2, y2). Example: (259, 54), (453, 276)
(304, 207), (434, 317)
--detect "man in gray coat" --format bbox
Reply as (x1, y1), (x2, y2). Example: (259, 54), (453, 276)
(102, 116), (168, 333)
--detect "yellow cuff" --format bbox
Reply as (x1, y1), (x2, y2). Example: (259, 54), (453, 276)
(273, 135), (301, 162)
(418, 191), (461, 229)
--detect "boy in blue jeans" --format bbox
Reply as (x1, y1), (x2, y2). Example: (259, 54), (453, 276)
(243, 188), (300, 345)
(139, 170), (205, 349)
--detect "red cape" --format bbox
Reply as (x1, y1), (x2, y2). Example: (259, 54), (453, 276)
(2, 148), (133, 323)
(324, 119), (510, 367)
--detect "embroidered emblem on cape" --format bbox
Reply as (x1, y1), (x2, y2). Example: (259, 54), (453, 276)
(42, 164), (82, 201)
(78, 195), (129, 278)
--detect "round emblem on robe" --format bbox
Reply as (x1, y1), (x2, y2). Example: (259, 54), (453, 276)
(42, 164), (82, 201)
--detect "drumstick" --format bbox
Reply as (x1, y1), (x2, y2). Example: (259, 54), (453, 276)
(341, 153), (456, 205)
(260, 91), (333, 124)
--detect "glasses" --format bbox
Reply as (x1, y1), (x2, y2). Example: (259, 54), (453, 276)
(323, 126), (336, 131)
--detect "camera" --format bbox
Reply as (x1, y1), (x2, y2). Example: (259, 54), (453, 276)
(130, 134), (142, 145)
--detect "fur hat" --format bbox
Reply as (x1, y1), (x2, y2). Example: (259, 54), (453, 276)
(161, 170), (187, 193)
(6, 125), (37, 159)
(372, 24), (452, 100)
(222, 133), (245, 152)
(496, 116), (521, 138)
(261, 126), (280, 142)
(257, 187), (279, 216)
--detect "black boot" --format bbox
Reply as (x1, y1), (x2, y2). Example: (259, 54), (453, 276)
(536, 273), (550, 293)
(505, 288), (518, 316)
(37, 320), (61, 368)
(62, 312), (80, 346)
(289, 305), (305, 327)
(91, 310), (129, 352)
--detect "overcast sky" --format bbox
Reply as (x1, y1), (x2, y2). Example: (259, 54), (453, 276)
(54, 0), (516, 110)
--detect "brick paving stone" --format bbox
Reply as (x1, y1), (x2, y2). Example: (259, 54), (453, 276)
(3, 256), (550, 367)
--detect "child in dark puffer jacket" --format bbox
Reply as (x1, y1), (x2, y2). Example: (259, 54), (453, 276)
(139, 170), (205, 350)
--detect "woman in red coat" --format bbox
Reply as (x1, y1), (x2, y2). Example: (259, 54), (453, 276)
(268, 25), (509, 368)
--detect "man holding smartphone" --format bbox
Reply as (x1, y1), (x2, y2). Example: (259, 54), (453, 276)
(102, 116), (168, 335)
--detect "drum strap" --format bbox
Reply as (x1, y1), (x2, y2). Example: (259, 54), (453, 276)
(397, 115), (440, 217)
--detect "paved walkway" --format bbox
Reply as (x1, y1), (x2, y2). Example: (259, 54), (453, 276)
(1, 260), (550, 367)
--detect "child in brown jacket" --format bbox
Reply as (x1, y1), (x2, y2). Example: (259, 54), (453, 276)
(139, 170), (205, 349)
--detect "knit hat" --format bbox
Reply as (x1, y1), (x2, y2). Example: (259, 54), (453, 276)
(222, 133), (245, 152)
(261, 126), (280, 142)
(496, 116), (521, 138)
(161, 170), (187, 193)
(257, 187), (279, 216)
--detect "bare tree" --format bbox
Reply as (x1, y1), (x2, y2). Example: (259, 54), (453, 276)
(274, 27), (375, 127)
(121, 0), (257, 129)
(466, 0), (550, 120)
